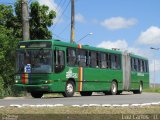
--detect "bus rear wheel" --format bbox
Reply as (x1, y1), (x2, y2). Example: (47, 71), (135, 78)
(80, 91), (92, 96)
(62, 81), (75, 97)
(110, 81), (118, 95)
(133, 82), (143, 94)
(30, 92), (43, 98)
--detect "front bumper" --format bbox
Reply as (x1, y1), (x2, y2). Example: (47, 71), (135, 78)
(14, 84), (53, 92)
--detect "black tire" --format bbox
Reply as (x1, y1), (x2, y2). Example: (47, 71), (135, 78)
(103, 91), (110, 95)
(117, 90), (122, 95)
(30, 92), (43, 98)
(110, 81), (118, 95)
(62, 81), (75, 97)
(80, 91), (92, 96)
(133, 82), (143, 94)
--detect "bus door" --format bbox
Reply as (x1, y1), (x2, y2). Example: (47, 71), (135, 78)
(54, 47), (66, 74)
(122, 51), (131, 91)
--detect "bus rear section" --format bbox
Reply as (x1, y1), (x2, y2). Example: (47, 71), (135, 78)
(122, 51), (149, 94)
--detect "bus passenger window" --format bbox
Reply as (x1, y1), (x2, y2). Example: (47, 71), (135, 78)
(67, 48), (76, 66)
(134, 59), (138, 71)
(131, 58), (135, 71)
(111, 54), (116, 69)
(138, 59), (141, 72)
(106, 54), (111, 69)
(90, 52), (98, 68)
(145, 60), (149, 72)
(100, 53), (107, 68)
(77, 50), (87, 67)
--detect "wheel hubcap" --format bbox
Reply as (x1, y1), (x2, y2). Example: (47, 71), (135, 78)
(140, 84), (142, 92)
(67, 83), (73, 93)
(112, 83), (117, 93)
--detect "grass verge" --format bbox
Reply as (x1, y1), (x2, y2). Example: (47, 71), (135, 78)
(0, 106), (160, 120)
(143, 88), (160, 93)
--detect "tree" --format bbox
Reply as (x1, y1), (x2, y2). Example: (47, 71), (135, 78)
(0, 5), (19, 97)
(0, 1), (56, 97)
(15, 0), (56, 40)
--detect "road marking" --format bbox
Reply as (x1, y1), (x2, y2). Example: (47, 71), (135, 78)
(82, 104), (89, 107)
(53, 104), (64, 107)
(89, 104), (101, 107)
(112, 104), (121, 107)
(121, 104), (129, 107)
(102, 104), (112, 107)
(72, 105), (81, 107)
(6, 101), (160, 108)
(151, 102), (159, 105)
(131, 104), (141, 106)
(10, 104), (22, 108)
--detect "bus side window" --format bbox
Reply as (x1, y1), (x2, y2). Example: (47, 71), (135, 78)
(138, 59), (141, 72)
(134, 59), (138, 71)
(77, 49), (87, 67)
(90, 51), (98, 68)
(67, 48), (77, 66)
(115, 54), (121, 69)
(131, 58), (135, 71)
(145, 60), (149, 72)
(54, 50), (65, 73)
(140, 60), (144, 72)
(111, 54), (117, 69)
(100, 53), (107, 68)
(106, 53), (111, 69)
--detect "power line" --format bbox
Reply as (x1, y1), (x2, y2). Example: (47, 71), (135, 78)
(58, 22), (70, 35)
(57, 0), (67, 12)
(53, 33), (66, 40)
(52, 0), (71, 29)
(29, 0), (32, 4)
(55, 0), (63, 11)
(55, 0), (67, 20)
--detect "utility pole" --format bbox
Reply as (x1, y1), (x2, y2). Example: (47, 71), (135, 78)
(22, 0), (30, 40)
(70, 0), (75, 43)
(150, 47), (160, 88)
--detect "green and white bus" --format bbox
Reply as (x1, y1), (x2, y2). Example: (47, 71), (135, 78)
(15, 40), (149, 98)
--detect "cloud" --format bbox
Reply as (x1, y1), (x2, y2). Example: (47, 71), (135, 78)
(97, 40), (149, 57)
(138, 26), (160, 45)
(37, 0), (58, 11)
(149, 59), (160, 72)
(37, 0), (62, 23)
(101, 17), (137, 30)
(75, 13), (86, 23)
(97, 40), (128, 50)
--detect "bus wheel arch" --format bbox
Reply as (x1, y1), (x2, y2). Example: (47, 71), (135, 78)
(62, 78), (76, 97)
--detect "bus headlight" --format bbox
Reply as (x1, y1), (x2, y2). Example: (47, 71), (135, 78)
(44, 80), (52, 84)
(15, 80), (18, 83)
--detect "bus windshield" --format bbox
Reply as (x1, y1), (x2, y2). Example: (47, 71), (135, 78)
(16, 49), (52, 73)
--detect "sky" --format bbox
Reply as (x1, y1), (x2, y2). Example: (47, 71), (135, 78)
(1, 0), (160, 84)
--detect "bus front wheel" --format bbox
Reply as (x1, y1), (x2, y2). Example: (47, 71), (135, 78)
(62, 81), (75, 97)
(30, 92), (43, 98)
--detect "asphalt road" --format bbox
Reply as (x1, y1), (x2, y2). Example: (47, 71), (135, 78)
(0, 92), (160, 106)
